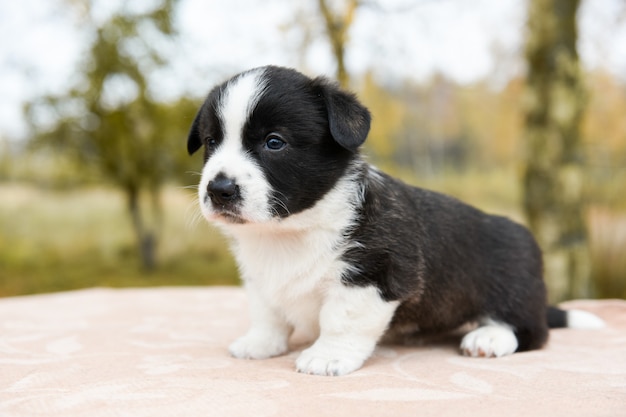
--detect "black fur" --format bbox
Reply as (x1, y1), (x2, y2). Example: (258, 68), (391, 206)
(546, 306), (568, 328)
(187, 87), (223, 157)
(342, 168), (549, 351)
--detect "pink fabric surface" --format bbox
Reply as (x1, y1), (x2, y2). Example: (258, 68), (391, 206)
(0, 287), (624, 417)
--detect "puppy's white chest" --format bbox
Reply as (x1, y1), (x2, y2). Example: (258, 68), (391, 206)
(230, 227), (347, 333)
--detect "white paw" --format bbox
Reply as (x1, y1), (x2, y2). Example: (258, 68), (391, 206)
(295, 346), (364, 376)
(460, 324), (518, 358)
(229, 331), (288, 360)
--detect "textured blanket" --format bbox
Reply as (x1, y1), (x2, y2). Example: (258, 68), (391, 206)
(1, 287), (624, 417)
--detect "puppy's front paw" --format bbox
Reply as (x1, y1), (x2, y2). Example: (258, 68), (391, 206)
(229, 331), (288, 360)
(295, 347), (364, 376)
(460, 324), (518, 358)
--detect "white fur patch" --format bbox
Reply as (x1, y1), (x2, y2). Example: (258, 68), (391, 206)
(218, 70), (267, 141)
(197, 68), (274, 223)
(567, 309), (606, 329)
(460, 320), (518, 358)
(224, 165), (365, 299)
(228, 169), (365, 332)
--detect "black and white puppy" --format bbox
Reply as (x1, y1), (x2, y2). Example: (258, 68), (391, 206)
(187, 66), (604, 376)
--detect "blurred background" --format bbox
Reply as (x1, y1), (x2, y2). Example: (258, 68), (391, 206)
(0, 0), (624, 302)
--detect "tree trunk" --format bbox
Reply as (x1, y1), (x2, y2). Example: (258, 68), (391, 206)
(126, 185), (160, 271)
(318, 0), (359, 88)
(523, 0), (590, 301)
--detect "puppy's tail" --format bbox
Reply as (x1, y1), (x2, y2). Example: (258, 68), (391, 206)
(547, 306), (605, 329)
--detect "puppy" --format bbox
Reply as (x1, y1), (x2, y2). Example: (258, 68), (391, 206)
(187, 66), (604, 376)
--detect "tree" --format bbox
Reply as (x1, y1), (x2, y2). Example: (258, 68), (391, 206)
(317, 0), (360, 88)
(25, 0), (189, 270)
(523, 0), (589, 301)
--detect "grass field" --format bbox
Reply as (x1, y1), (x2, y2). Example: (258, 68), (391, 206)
(0, 184), (239, 296)
(1, 169), (624, 299)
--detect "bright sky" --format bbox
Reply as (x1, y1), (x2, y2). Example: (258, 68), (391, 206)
(1, 0), (625, 140)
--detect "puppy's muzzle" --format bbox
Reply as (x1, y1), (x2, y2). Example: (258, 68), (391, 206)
(207, 174), (240, 208)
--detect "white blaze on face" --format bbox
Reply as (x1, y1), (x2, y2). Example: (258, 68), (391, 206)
(198, 69), (273, 224)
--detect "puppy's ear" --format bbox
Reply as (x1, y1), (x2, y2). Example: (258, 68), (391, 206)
(187, 104), (204, 156)
(316, 79), (371, 152)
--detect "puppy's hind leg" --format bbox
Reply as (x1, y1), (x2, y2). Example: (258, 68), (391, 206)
(460, 319), (519, 358)
(296, 284), (398, 376)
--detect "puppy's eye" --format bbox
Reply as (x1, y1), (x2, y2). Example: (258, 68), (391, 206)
(206, 137), (218, 149)
(265, 134), (286, 151)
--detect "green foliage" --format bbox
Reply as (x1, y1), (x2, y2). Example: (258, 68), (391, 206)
(23, 0), (199, 270)
(26, 0), (188, 189)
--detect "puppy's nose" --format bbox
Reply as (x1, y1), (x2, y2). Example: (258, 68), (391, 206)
(207, 176), (239, 206)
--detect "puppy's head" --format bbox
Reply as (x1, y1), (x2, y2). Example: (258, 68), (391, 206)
(187, 66), (371, 225)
